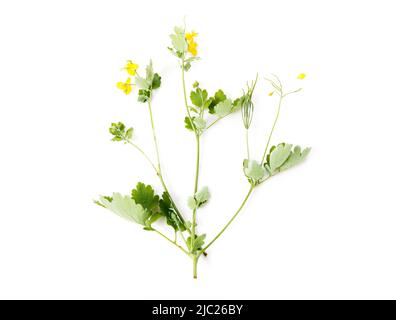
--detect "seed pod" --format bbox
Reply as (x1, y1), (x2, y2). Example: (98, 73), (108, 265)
(241, 95), (254, 129)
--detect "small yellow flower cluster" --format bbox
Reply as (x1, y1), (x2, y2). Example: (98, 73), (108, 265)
(186, 31), (198, 56)
(117, 60), (139, 95)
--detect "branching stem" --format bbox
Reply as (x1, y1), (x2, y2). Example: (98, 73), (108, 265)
(154, 229), (190, 256)
(200, 185), (254, 254)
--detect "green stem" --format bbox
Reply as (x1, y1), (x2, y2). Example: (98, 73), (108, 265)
(245, 128), (250, 160)
(126, 141), (158, 174)
(180, 57), (201, 243)
(147, 98), (162, 173)
(181, 57), (197, 135)
(200, 186), (254, 253)
(154, 229), (190, 256)
(206, 117), (222, 129)
(261, 95), (283, 164)
(146, 97), (188, 229)
(180, 57), (205, 269)
(193, 135), (200, 193)
(193, 255), (198, 279)
(191, 135), (200, 248)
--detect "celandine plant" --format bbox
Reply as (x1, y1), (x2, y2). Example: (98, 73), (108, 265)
(95, 24), (310, 279)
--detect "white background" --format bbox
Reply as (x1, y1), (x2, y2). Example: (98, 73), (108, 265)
(1, 0), (396, 299)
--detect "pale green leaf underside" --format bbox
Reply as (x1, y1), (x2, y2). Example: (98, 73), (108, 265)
(280, 145), (311, 171)
(135, 75), (150, 90)
(269, 143), (293, 171)
(145, 60), (154, 83)
(99, 193), (149, 225)
(188, 186), (210, 209)
(193, 117), (206, 130)
(170, 34), (187, 52)
(214, 99), (233, 117)
(187, 196), (196, 210)
(195, 186), (210, 205)
(244, 159), (268, 181)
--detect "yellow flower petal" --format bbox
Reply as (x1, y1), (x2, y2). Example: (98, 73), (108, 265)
(297, 73), (306, 79)
(268, 91), (274, 96)
(124, 85), (132, 95)
(125, 60), (139, 76)
(185, 31), (198, 41)
(117, 82), (125, 90)
(188, 40), (198, 56)
(117, 78), (132, 95)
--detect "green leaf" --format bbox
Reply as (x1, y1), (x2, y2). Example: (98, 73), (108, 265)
(145, 60), (154, 83)
(213, 89), (227, 104)
(208, 90), (227, 113)
(94, 200), (106, 208)
(189, 106), (199, 114)
(159, 192), (186, 231)
(135, 75), (150, 90)
(109, 122), (125, 136)
(184, 116), (194, 131)
(214, 99), (233, 117)
(170, 33), (187, 53)
(188, 186), (210, 210)
(203, 97), (214, 110)
(109, 122), (133, 142)
(243, 159), (268, 181)
(174, 26), (184, 34)
(151, 73), (161, 90)
(183, 62), (191, 71)
(145, 211), (162, 230)
(131, 182), (159, 213)
(187, 196), (196, 210)
(232, 97), (242, 110)
(269, 143), (293, 172)
(280, 145), (311, 171)
(125, 127), (133, 140)
(193, 117), (206, 130)
(185, 221), (192, 229)
(138, 89), (151, 103)
(195, 186), (210, 207)
(97, 193), (149, 225)
(190, 88), (208, 108)
(187, 234), (206, 253)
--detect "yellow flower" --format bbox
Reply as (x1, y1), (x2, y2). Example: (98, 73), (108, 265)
(186, 31), (198, 56)
(116, 78), (132, 95)
(188, 40), (198, 56)
(124, 60), (139, 76)
(297, 73), (306, 80)
(185, 31), (198, 41)
(268, 91), (274, 96)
